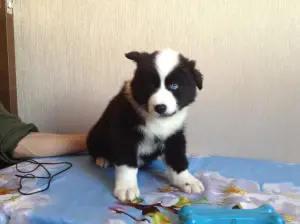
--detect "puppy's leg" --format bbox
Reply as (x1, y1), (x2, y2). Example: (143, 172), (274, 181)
(167, 167), (204, 194)
(164, 130), (204, 194)
(114, 165), (140, 201)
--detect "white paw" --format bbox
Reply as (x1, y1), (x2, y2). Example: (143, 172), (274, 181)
(114, 165), (139, 201)
(114, 184), (140, 201)
(169, 169), (204, 194)
(95, 157), (110, 168)
(176, 175), (204, 194)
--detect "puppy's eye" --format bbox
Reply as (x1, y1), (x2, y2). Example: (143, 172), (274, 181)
(169, 83), (179, 90)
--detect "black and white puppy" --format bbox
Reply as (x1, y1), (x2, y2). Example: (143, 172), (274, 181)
(87, 49), (204, 201)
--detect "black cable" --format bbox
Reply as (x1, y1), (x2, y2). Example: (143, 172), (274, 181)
(15, 159), (72, 195)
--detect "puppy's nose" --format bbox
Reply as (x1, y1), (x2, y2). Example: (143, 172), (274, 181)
(154, 104), (167, 114)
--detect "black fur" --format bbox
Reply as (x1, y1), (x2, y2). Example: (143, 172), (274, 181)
(87, 49), (203, 173)
(164, 129), (189, 173)
(87, 86), (143, 167)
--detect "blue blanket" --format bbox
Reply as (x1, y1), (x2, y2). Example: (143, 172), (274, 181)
(1, 154), (300, 223)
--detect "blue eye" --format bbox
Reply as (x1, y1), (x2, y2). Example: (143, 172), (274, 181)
(169, 83), (179, 90)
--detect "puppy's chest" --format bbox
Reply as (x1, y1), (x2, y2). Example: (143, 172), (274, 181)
(137, 134), (165, 166)
(136, 113), (185, 166)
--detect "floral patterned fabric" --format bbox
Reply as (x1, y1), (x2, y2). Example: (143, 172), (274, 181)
(1, 154), (300, 224)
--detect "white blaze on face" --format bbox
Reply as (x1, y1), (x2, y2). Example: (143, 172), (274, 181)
(148, 49), (179, 115)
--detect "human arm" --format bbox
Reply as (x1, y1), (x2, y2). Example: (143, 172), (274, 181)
(13, 133), (87, 158)
(0, 102), (86, 168)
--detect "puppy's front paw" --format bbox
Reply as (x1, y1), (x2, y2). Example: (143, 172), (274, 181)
(114, 183), (140, 201)
(114, 165), (140, 201)
(177, 175), (204, 194)
(169, 169), (204, 194)
(95, 157), (110, 168)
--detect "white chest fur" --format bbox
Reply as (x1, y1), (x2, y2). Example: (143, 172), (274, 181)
(136, 108), (188, 165)
(141, 107), (188, 140)
(136, 134), (162, 166)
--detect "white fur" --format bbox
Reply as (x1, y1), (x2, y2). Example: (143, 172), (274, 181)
(137, 135), (164, 166)
(137, 134), (158, 166)
(114, 165), (139, 201)
(95, 157), (110, 168)
(136, 109), (187, 166)
(124, 81), (188, 164)
(168, 168), (205, 194)
(140, 107), (188, 139)
(148, 84), (178, 115)
(138, 135), (156, 155)
(155, 49), (179, 79)
(136, 135), (155, 166)
(125, 80), (187, 140)
(147, 49), (180, 116)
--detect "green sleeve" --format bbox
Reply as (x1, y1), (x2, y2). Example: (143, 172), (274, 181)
(0, 103), (38, 168)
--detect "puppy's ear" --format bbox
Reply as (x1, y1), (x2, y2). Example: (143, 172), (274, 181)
(189, 60), (203, 90)
(125, 51), (143, 63)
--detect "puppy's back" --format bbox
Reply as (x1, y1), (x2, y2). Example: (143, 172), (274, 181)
(86, 86), (142, 162)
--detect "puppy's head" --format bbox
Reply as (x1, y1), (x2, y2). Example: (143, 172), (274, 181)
(126, 49), (203, 117)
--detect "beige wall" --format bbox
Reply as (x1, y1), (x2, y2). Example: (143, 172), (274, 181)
(14, 0), (300, 162)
